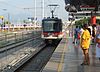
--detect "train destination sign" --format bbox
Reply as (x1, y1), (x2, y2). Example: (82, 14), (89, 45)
(80, 5), (95, 11)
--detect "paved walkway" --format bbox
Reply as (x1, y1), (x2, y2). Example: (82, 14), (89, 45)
(62, 37), (100, 72)
(43, 28), (100, 72)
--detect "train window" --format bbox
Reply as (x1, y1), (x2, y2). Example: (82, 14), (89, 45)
(42, 20), (62, 32)
(43, 21), (55, 31)
(53, 22), (59, 31)
(43, 21), (54, 31)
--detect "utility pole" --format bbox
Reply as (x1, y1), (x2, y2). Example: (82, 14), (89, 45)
(2, 9), (10, 32)
(42, 0), (45, 18)
(34, 0), (37, 28)
(35, 0), (36, 19)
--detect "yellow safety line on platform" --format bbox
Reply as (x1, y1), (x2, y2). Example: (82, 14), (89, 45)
(57, 38), (67, 72)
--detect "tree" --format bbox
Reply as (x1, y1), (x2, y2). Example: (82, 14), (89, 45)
(75, 17), (91, 26)
(3, 20), (11, 24)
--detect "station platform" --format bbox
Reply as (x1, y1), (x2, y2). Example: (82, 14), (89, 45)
(42, 31), (100, 72)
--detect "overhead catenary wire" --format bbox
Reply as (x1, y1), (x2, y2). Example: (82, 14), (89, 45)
(0, 0), (43, 15)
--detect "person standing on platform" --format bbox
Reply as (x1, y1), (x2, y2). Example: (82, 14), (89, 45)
(88, 23), (92, 36)
(92, 25), (97, 44)
(95, 24), (100, 61)
(77, 26), (81, 45)
(80, 24), (91, 65)
(73, 26), (79, 44)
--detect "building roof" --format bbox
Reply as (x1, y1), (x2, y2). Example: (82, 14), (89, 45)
(65, 0), (100, 12)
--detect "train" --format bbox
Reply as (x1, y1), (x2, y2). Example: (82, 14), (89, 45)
(41, 17), (64, 44)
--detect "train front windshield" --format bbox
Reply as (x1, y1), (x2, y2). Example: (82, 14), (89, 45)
(42, 20), (61, 32)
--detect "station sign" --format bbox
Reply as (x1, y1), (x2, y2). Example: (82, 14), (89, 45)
(80, 5), (95, 11)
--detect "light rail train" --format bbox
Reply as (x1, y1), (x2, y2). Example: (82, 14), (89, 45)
(41, 17), (63, 43)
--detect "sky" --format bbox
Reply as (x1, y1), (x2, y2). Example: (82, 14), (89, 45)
(0, 0), (68, 24)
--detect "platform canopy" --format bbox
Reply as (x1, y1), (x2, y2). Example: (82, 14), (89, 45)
(65, 0), (100, 12)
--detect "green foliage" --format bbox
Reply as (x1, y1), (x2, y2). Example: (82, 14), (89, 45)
(4, 21), (11, 24)
(75, 17), (91, 26)
(97, 19), (100, 24)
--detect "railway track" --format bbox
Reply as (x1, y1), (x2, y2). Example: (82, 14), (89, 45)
(0, 36), (41, 53)
(14, 40), (61, 72)
(0, 31), (43, 72)
(0, 38), (44, 72)
(0, 30), (41, 53)
(0, 31), (40, 48)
